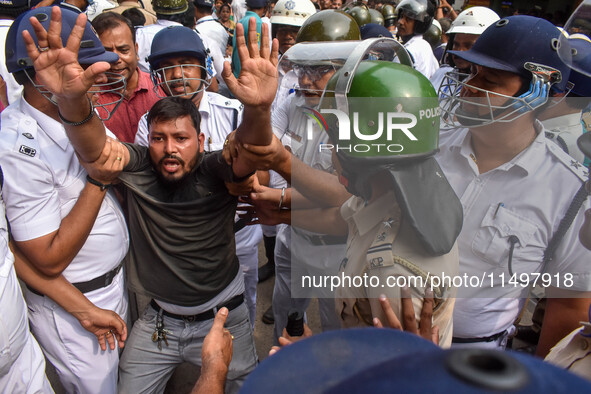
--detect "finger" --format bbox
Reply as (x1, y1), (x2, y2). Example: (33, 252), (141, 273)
(247, 17), (260, 59)
(28, 13), (49, 51)
(222, 60), (238, 93)
(81, 62), (112, 92)
(234, 22), (250, 68)
(97, 333), (107, 351)
(259, 22), (270, 60)
(401, 287), (418, 334)
(46, 6), (64, 51)
(378, 294), (402, 330)
(270, 38), (280, 67)
(373, 317), (384, 328)
(431, 326), (440, 346)
(105, 330), (116, 351)
(213, 307), (229, 331)
(278, 336), (293, 347)
(269, 346), (281, 356)
(64, 12), (88, 57)
(22, 30), (40, 63)
(419, 288), (434, 340)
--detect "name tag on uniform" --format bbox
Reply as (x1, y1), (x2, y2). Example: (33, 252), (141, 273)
(19, 145), (36, 157)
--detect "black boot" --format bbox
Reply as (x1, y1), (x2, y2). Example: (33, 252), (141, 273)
(262, 305), (274, 324)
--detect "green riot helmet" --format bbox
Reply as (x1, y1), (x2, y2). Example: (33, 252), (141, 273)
(296, 10), (361, 42)
(318, 45), (462, 255)
(382, 4), (396, 26)
(422, 19), (442, 49)
(322, 61), (439, 172)
(369, 9), (385, 26)
(349, 5), (371, 27)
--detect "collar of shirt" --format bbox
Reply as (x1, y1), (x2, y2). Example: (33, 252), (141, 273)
(197, 90), (212, 117)
(157, 19), (182, 28)
(197, 15), (216, 23)
(20, 97), (69, 150)
(349, 190), (401, 236)
(443, 120), (547, 177)
(137, 69), (154, 94)
(540, 112), (582, 132)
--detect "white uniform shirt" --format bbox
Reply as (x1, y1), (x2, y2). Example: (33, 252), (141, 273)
(430, 63), (453, 98)
(135, 91), (243, 148)
(405, 34), (439, 79)
(0, 19), (23, 105)
(437, 122), (591, 339)
(136, 20), (219, 78)
(0, 193), (29, 371)
(541, 112), (585, 163)
(195, 17), (229, 79)
(0, 98), (129, 283)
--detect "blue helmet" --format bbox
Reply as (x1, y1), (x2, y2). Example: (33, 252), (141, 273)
(147, 26), (213, 99)
(439, 16), (571, 128)
(5, 7), (124, 120)
(5, 7), (118, 74)
(449, 16), (570, 93)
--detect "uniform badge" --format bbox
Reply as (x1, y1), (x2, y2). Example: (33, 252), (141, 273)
(19, 145), (36, 157)
(285, 0), (295, 10)
(21, 132), (34, 139)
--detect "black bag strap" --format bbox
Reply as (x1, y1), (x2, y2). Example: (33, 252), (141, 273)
(542, 183), (589, 269)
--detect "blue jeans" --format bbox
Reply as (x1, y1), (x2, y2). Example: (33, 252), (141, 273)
(118, 302), (257, 394)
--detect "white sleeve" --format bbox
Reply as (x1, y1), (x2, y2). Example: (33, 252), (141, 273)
(134, 113), (150, 147)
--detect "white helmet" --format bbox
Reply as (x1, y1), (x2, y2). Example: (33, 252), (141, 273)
(447, 6), (500, 35)
(271, 0), (317, 27)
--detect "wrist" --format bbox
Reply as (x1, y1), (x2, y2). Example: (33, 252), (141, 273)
(58, 96), (95, 126)
(86, 175), (112, 191)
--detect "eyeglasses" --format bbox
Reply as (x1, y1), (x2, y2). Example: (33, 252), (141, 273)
(293, 65), (334, 80)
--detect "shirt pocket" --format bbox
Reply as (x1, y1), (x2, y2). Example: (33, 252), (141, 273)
(471, 204), (544, 271)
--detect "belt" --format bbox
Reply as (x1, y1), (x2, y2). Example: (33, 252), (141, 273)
(26, 263), (123, 296)
(452, 330), (508, 344)
(150, 293), (244, 322)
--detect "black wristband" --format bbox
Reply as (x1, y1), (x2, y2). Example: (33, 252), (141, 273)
(86, 175), (111, 191)
(58, 97), (95, 126)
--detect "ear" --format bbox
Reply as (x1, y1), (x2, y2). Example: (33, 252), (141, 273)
(198, 132), (205, 153)
(135, 42), (139, 61)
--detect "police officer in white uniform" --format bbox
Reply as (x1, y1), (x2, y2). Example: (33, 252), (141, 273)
(0, 8), (129, 393)
(437, 15), (591, 356)
(0, 166), (53, 393)
(395, 0), (439, 79)
(134, 26), (263, 326)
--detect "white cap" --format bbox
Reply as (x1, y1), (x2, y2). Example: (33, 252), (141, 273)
(271, 0), (317, 27)
(447, 6), (500, 35)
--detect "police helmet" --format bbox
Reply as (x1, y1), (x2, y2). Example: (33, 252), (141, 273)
(295, 10), (361, 42)
(395, 0), (435, 35)
(147, 26), (213, 98)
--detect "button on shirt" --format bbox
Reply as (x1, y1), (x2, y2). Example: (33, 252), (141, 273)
(97, 69), (162, 143)
(0, 98), (129, 283)
(135, 91), (243, 149)
(437, 123), (591, 339)
(405, 34), (439, 79)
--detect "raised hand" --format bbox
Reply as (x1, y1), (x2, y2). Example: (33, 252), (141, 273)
(22, 7), (110, 103)
(222, 18), (279, 109)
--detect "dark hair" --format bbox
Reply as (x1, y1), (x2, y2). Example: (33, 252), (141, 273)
(147, 97), (201, 133)
(219, 2), (231, 12)
(122, 7), (147, 27)
(92, 12), (136, 44)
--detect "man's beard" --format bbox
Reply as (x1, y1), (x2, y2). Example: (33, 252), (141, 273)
(153, 153), (198, 189)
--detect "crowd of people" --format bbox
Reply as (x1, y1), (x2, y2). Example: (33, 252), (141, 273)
(1, 0), (591, 393)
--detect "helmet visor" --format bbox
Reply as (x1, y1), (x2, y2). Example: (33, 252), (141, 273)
(151, 63), (211, 99)
(558, 0), (591, 77)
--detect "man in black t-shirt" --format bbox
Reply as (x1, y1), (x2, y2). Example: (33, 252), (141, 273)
(24, 9), (284, 392)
